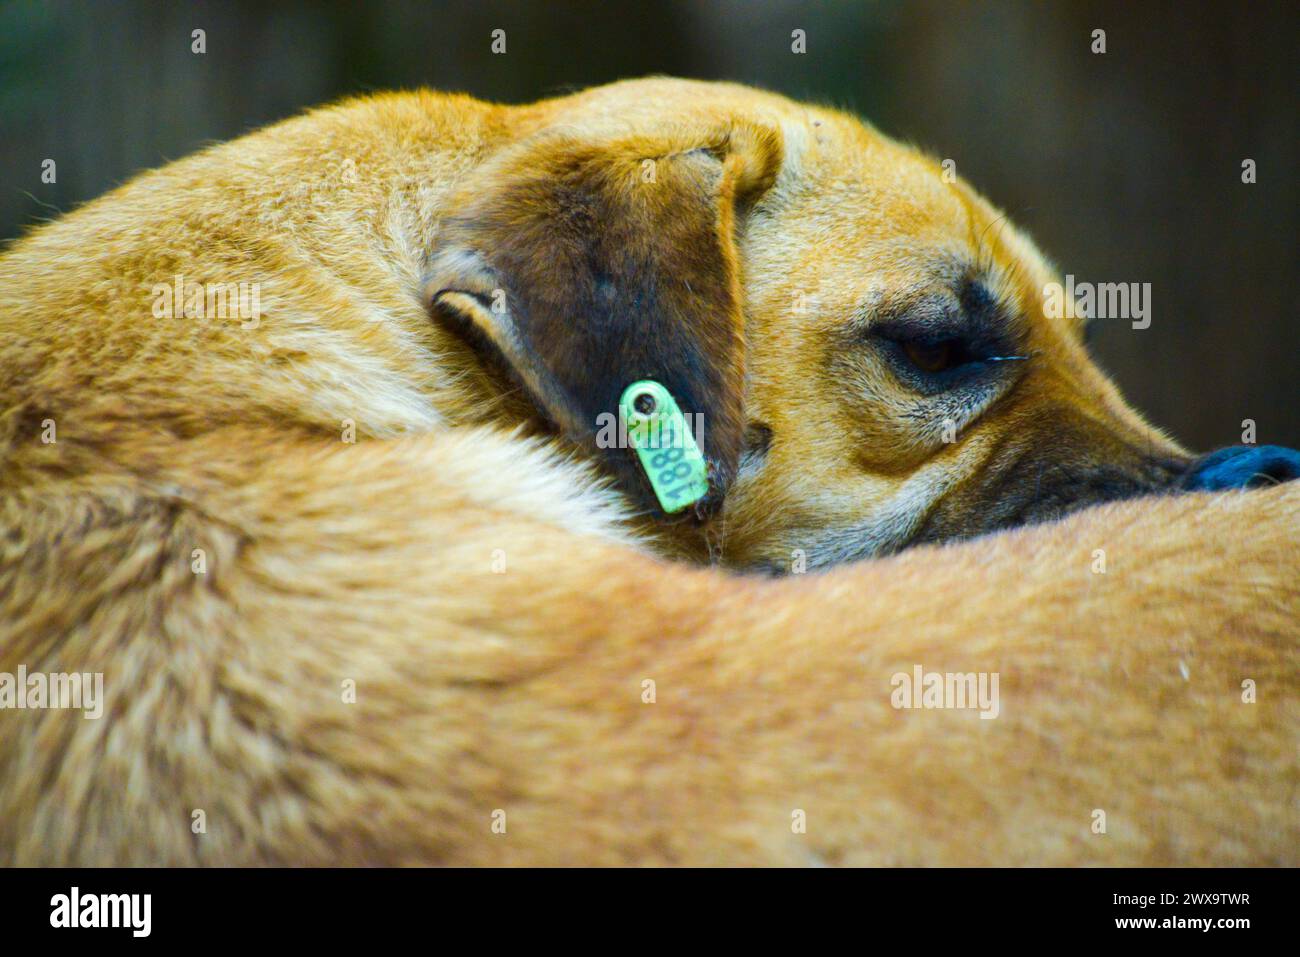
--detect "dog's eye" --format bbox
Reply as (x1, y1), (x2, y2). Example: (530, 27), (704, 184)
(901, 339), (962, 374)
(890, 334), (980, 378)
(871, 324), (1025, 392)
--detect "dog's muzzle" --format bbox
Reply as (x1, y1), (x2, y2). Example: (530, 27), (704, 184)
(1182, 444), (1300, 491)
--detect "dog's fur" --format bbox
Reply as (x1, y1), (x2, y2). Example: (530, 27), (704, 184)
(0, 78), (1295, 865)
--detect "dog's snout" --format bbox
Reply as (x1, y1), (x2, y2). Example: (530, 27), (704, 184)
(1182, 444), (1300, 491)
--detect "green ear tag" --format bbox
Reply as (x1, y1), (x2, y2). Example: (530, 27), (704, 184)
(619, 380), (710, 514)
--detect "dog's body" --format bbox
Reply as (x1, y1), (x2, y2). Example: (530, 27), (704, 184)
(0, 79), (1296, 865)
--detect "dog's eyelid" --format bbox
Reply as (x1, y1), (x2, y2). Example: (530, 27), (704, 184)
(857, 297), (955, 341)
(852, 280), (1027, 359)
(868, 314), (1015, 355)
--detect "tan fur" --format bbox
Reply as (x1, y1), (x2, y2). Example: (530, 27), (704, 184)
(0, 78), (1295, 865)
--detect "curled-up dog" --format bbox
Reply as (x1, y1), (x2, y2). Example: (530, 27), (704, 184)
(1, 78), (1297, 865)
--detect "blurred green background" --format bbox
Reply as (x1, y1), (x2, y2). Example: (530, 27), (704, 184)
(1, 0), (1294, 450)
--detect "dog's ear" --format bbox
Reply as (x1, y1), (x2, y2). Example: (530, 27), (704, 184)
(425, 121), (783, 517)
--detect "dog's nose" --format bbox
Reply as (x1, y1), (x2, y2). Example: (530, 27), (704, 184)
(1183, 445), (1300, 491)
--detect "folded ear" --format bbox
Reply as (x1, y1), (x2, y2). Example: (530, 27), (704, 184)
(425, 120), (783, 518)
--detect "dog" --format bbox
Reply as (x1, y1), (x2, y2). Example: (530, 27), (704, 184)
(0, 77), (1296, 865)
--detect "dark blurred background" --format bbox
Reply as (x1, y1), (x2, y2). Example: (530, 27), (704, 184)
(1, 0), (1295, 449)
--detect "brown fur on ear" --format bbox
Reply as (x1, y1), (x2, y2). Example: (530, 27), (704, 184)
(425, 121), (783, 516)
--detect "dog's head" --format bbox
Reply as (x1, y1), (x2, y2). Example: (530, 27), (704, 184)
(427, 78), (1299, 569)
